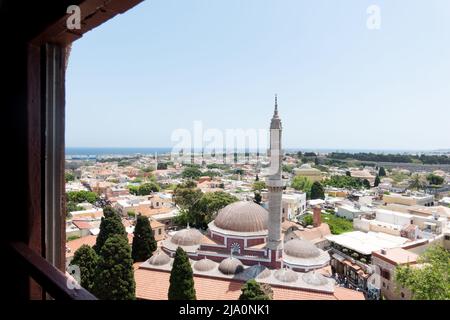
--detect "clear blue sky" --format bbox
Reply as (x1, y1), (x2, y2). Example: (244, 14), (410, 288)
(66, 0), (450, 150)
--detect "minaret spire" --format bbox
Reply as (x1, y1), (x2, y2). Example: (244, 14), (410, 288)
(266, 95), (285, 256)
(274, 94), (279, 118)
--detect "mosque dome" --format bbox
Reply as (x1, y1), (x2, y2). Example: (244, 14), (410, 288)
(274, 268), (298, 283)
(193, 258), (217, 272)
(218, 257), (244, 275)
(283, 239), (320, 259)
(171, 227), (203, 246)
(302, 271), (329, 286)
(148, 250), (170, 266)
(299, 164), (312, 169)
(213, 201), (268, 233)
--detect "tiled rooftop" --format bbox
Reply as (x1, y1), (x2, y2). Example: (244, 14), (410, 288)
(134, 268), (364, 300)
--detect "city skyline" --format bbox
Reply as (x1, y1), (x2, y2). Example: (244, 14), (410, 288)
(66, 0), (450, 150)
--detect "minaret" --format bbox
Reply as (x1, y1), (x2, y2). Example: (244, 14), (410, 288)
(266, 94), (285, 255)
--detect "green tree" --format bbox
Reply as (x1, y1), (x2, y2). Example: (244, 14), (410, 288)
(67, 190), (99, 204)
(310, 181), (325, 200)
(138, 182), (161, 195)
(168, 247), (196, 300)
(362, 179), (371, 189)
(70, 245), (98, 291)
(426, 174), (444, 186)
(409, 174), (427, 190)
(254, 192), (262, 205)
(291, 176), (313, 198)
(196, 191), (238, 224)
(239, 279), (272, 300)
(252, 180), (267, 191)
(301, 214), (314, 226)
(66, 201), (83, 217)
(395, 245), (450, 300)
(374, 175), (381, 187)
(65, 172), (75, 182)
(131, 214), (157, 262)
(282, 164), (294, 174)
(323, 175), (365, 190)
(94, 207), (126, 254)
(182, 166), (203, 180)
(173, 181), (203, 210)
(92, 235), (135, 300)
(157, 162), (168, 170)
(378, 167), (386, 177)
(174, 190), (237, 228)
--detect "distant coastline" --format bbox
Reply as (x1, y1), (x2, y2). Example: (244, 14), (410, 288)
(65, 147), (450, 157)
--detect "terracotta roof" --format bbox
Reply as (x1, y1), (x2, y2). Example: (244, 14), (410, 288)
(291, 223), (331, 242)
(281, 220), (300, 232)
(70, 210), (104, 219)
(66, 235), (97, 257)
(136, 205), (172, 217)
(200, 234), (220, 245)
(66, 234), (134, 258)
(122, 219), (134, 228)
(372, 247), (419, 266)
(72, 220), (93, 230)
(334, 287), (365, 300)
(134, 268), (364, 300)
(150, 219), (165, 229)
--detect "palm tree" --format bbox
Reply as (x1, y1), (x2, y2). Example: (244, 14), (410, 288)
(409, 174), (426, 190)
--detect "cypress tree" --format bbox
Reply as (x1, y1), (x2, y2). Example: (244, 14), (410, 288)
(374, 175), (381, 187)
(70, 244), (98, 292)
(310, 181), (325, 200)
(94, 206), (126, 254)
(168, 247), (196, 300)
(132, 214), (157, 262)
(92, 234), (135, 300)
(239, 279), (272, 300)
(363, 179), (371, 189)
(378, 167), (386, 177)
(254, 192), (262, 205)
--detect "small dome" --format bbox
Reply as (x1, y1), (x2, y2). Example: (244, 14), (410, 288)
(302, 271), (329, 286)
(214, 201), (268, 232)
(194, 258), (217, 272)
(148, 250), (170, 266)
(274, 268), (298, 283)
(218, 257), (244, 275)
(171, 228), (203, 246)
(284, 239), (320, 258)
(299, 164), (312, 169)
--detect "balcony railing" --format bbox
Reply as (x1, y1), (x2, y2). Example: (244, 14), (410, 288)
(9, 242), (96, 300)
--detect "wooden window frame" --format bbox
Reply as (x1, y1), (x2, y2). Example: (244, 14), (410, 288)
(21, 0), (144, 300)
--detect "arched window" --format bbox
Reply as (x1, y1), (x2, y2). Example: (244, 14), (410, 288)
(230, 242), (241, 255)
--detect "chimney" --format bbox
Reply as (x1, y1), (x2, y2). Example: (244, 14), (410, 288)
(313, 206), (321, 227)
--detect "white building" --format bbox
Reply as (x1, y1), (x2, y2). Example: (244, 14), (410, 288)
(336, 202), (373, 220)
(282, 192), (307, 220)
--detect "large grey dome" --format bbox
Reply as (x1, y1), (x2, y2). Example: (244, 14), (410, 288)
(302, 271), (329, 286)
(218, 257), (244, 275)
(193, 258), (217, 272)
(214, 201), (268, 232)
(274, 268), (298, 283)
(148, 250), (170, 266)
(171, 228), (203, 246)
(283, 238), (320, 259)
